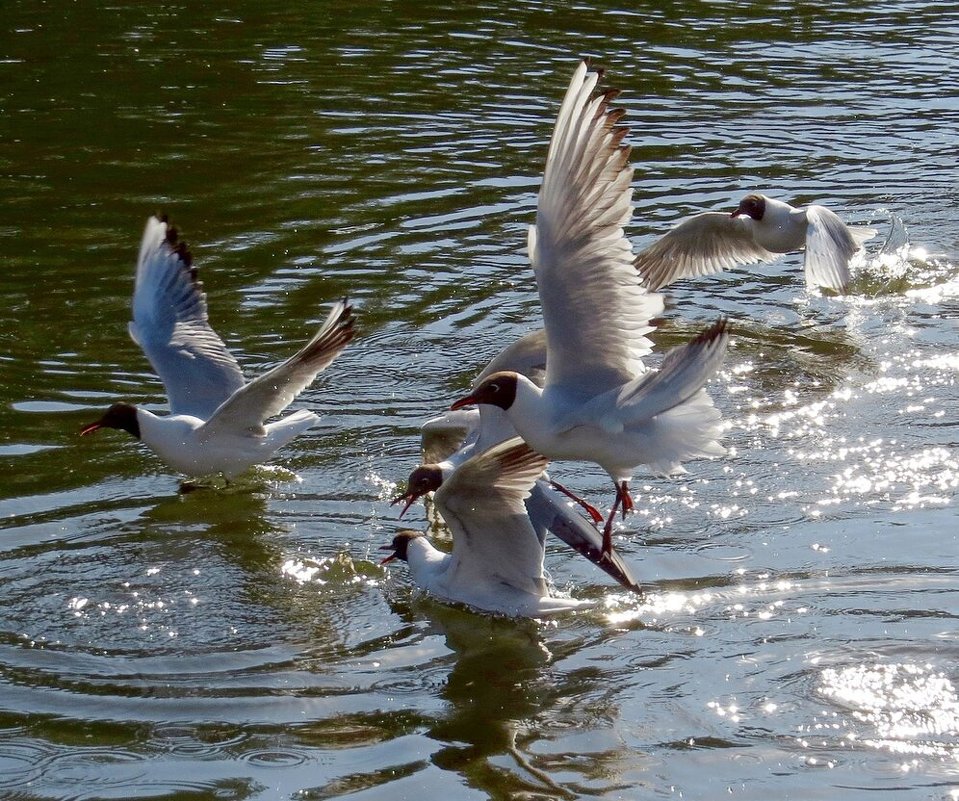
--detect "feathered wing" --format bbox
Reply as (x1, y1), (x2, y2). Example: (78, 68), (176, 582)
(420, 409), (479, 464)
(635, 212), (781, 291)
(609, 317), (729, 423)
(803, 206), (877, 292)
(474, 328), (548, 388)
(128, 215), (245, 418)
(202, 298), (355, 436)
(434, 438), (551, 597)
(525, 479), (642, 593)
(530, 61), (664, 394)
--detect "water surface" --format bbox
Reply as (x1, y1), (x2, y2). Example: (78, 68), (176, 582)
(2, 2), (959, 799)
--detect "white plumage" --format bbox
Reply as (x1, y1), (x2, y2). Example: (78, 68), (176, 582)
(81, 215), (355, 479)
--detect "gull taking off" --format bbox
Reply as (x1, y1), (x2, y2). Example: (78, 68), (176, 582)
(450, 61), (728, 558)
(381, 438), (595, 617)
(636, 193), (877, 293)
(81, 215), (355, 479)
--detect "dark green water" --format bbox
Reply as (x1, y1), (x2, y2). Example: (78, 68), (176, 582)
(2, 2), (959, 799)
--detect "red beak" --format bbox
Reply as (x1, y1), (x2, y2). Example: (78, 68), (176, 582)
(390, 492), (418, 518)
(450, 393), (477, 411)
(79, 421), (102, 436)
(378, 543), (397, 564)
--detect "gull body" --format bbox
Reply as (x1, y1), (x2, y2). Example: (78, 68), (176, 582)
(451, 61), (728, 554)
(636, 193), (877, 293)
(81, 215), (355, 478)
(411, 331), (641, 591)
(415, 410), (642, 593)
(382, 439), (595, 618)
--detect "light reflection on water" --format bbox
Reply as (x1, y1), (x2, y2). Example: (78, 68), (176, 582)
(2, 0), (959, 798)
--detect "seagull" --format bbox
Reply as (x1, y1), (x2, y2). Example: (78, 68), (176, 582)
(402, 325), (641, 591)
(635, 193), (877, 293)
(404, 407), (643, 593)
(449, 61), (729, 558)
(81, 215), (356, 479)
(380, 438), (595, 617)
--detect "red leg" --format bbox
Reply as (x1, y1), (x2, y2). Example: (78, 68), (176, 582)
(549, 478), (604, 524)
(619, 481), (634, 518)
(602, 481), (634, 559)
(601, 489), (623, 559)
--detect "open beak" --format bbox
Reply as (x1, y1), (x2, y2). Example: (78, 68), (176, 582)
(79, 421), (103, 436)
(390, 491), (418, 518)
(450, 393), (477, 411)
(378, 543), (397, 564)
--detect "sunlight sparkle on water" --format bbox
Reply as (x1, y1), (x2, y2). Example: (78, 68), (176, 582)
(367, 471), (399, 503)
(280, 552), (380, 587)
(818, 663), (959, 759)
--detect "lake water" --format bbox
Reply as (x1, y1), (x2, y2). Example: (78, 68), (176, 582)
(2, 2), (959, 799)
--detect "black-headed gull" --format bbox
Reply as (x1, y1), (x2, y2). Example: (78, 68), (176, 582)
(450, 61), (728, 557)
(400, 409), (642, 593)
(380, 438), (595, 617)
(81, 215), (355, 479)
(400, 324), (640, 591)
(636, 193), (877, 293)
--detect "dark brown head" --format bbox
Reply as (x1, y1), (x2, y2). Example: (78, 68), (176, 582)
(390, 464), (444, 517)
(450, 371), (518, 412)
(378, 530), (424, 564)
(80, 403), (141, 439)
(732, 193), (766, 220)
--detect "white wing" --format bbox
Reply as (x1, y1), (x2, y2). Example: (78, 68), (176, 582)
(474, 328), (548, 388)
(202, 298), (355, 436)
(434, 438), (550, 597)
(530, 61), (664, 395)
(420, 409), (479, 464)
(611, 317), (729, 422)
(635, 212), (780, 291)
(804, 205), (876, 292)
(128, 215), (245, 418)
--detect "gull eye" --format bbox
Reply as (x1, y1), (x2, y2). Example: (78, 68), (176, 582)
(489, 382), (500, 394)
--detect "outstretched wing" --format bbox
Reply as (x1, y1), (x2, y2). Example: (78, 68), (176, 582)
(525, 478), (642, 593)
(435, 438), (550, 597)
(612, 317), (729, 422)
(128, 215), (245, 418)
(635, 212), (780, 291)
(420, 409), (479, 464)
(530, 61), (664, 395)
(203, 298), (355, 435)
(804, 205), (876, 292)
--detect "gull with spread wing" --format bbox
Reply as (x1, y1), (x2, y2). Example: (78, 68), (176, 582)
(636, 193), (877, 294)
(398, 331), (642, 593)
(81, 215), (355, 479)
(450, 61), (728, 558)
(381, 438), (595, 617)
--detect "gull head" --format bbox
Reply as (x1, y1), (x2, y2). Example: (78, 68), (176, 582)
(732, 193), (766, 220)
(80, 403), (141, 439)
(379, 530), (423, 564)
(450, 371), (518, 412)
(391, 464), (443, 517)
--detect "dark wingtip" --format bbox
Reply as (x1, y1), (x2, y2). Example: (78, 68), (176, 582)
(155, 214), (195, 270)
(697, 316), (729, 345)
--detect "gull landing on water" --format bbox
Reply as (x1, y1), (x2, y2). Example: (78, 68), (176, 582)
(636, 193), (877, 294)
(81, 215), (356, 479)
(380, 438), (596, 618)
(407, 369), (642, 594)
(394, 324), (640, 591)
(451, 61), (729, 559)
